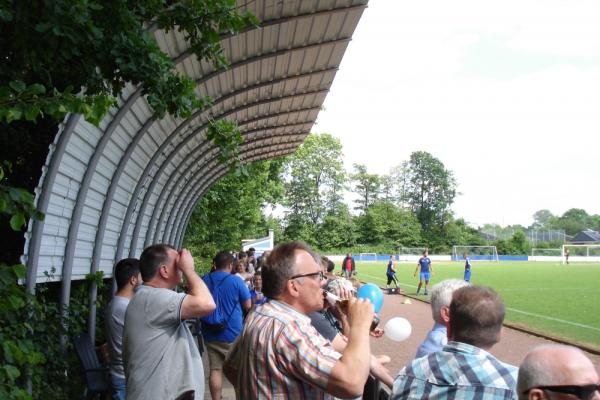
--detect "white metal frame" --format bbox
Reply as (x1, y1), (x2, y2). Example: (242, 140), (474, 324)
(561, 244), (600, 264)
(452, 245), (499, 262)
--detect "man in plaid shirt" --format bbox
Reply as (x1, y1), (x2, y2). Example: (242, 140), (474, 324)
(392, 286), (518, 399)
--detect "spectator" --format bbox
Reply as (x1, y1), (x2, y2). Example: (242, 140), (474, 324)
(415, 279), (470, 358)
(224, 241), (374, 399)
(201, 251), (251, 400)
(392, 285), (518, 399)
(517, 344), (599, 400)
(105, 258), (141, 400)
(123, 245), (215, 400)
(249, 273), (266, 306)
(341, 252), (355, 278)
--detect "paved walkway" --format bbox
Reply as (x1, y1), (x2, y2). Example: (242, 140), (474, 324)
(203, 291), (600, 399)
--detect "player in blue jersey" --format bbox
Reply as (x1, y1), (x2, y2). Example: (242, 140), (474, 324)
(463, 253), (472, 282)
(414, 249), (434, 295)
(386, 255), (399, 292)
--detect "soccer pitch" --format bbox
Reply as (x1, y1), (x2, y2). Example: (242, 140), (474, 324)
(352, 261), (600, 349)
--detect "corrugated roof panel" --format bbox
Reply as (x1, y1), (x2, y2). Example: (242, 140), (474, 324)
(24, 0), (368, 287)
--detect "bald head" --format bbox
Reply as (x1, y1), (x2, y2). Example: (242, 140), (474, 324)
(517, 345), (599, 400)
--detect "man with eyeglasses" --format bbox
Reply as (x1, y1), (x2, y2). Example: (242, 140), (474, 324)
(224, 241), (375, 399)
(518, 344), (600, 400)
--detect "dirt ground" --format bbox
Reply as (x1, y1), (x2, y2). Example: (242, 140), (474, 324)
(207, 290), (600, 399)
(371, 290), (600, 375)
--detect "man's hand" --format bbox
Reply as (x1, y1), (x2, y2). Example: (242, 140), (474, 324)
(177, 249), (195, 273)
(370, 327), (384, 338)
(346, 298), (374, 330)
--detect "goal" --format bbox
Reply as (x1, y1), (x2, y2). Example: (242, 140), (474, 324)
(358, 252), (378, 262)
(531, 248), (562, 256)
(561, 244), (600, 264)
(452, 246), (499, 262)
(398, 247), (428, 262)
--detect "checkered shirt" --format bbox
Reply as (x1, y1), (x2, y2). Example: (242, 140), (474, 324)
(392, 341), (518, 400)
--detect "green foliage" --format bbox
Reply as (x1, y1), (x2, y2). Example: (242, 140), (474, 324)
(355, 201), (421, 247)
(350, 163), (381, 213)
(0, 265), (110, 399)
(400, 151), (457, 234)
(206, 119), (247, 176)
(184, 159), (286, 258)
(0, 0), (257, 125)
(0, 162), (44, 231)
(283, 133), (346, 231)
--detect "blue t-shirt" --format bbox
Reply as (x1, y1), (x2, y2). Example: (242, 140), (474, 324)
(387, 260), (395, 276)
(418, 257), (431, 273)
(202, 271), (251, 343)
(464, 257), (471, 271)
(250, 289), (266, 305)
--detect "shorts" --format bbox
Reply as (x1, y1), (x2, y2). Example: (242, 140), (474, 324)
(205, 340), (232, 370)
(420, 272), (430, 282)
(464, 270), (471, 282)
(387, 274), (398, 285)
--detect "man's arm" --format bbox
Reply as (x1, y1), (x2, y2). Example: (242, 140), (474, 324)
(325, 298), (373, 397)
(178, 249), (216, 320)
(414, 261), (420, 276)
(241, 298), (251, 312)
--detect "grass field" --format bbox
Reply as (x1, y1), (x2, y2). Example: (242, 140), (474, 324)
(350, 261), (600, 349)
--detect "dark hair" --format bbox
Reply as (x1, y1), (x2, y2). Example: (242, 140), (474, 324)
(114, 258), (140, 290)
(449, 286), (505, 348)
(213, 250), (233, 271)
(320, 256), (335, 273)
(139, 244), (176, 282)
(262, 241), (317, 299)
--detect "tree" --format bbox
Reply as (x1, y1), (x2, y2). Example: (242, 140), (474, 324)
(550, 208), (598, 236)
(350, 163), (381, 213)
(0, 1), (256, 263)
(184, 159), (285, 259)
(315, 204), (357, 250)
(532, 209), (556, 228)
(355, 201), (421, 247)
(282, 133), (346, 227)
(398, 151), (457, 234)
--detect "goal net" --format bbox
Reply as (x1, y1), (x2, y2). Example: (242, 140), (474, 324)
(531, 248), (562, 256)
(398, 247), (428, 262)
(452, 246), (499, 262)
(358, 252), (378, 262)
(561, 244), (600, 264)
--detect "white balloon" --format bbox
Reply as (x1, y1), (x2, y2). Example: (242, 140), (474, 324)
(384, 317), (412, 342)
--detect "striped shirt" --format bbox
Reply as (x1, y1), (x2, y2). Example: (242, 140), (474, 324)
(392, 341), (518, 400)
(231, 299), (341, 399)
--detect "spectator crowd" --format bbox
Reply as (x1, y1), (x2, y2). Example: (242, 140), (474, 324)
(103, 241), (599, 400)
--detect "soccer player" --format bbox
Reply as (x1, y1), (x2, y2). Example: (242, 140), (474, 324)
(386, 255), (399, 293)
(463, 253), (472, 282)
(414, 249), (433, 295)
(564, 248), (570, 265)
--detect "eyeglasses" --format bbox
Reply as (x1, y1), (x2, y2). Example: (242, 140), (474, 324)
(524, 384), (600, 400)
(289, 271), (325, 281)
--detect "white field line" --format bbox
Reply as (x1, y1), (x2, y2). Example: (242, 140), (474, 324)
(356, 272), (600, 332)
(505, 308), (600, 332)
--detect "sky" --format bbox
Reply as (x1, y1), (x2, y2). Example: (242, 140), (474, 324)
(312, 0), (600, 228)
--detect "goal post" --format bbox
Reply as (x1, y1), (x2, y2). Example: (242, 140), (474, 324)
(398, 247), (428, 262)
(452, 245), (499, 262)
(358, 252), (378, 262)
(561, 244), (600, 264)
(531, 248), (562, 257)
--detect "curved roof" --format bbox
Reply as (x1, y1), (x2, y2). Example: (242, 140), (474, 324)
(23, 0), (368, 290)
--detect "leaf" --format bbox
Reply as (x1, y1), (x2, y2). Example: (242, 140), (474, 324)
(27, 84), (46, 95)
(8, 80), (26, 93)
(2, 365), (21, 381)
(24, 105), (41, 121)
(6, 108), (22, 123)
(10, 213), (26, 231)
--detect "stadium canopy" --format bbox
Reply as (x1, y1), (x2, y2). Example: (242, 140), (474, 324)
(21, 0), (368, 324)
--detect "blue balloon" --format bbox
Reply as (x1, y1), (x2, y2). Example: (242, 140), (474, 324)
(357, 283), (384, 313)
